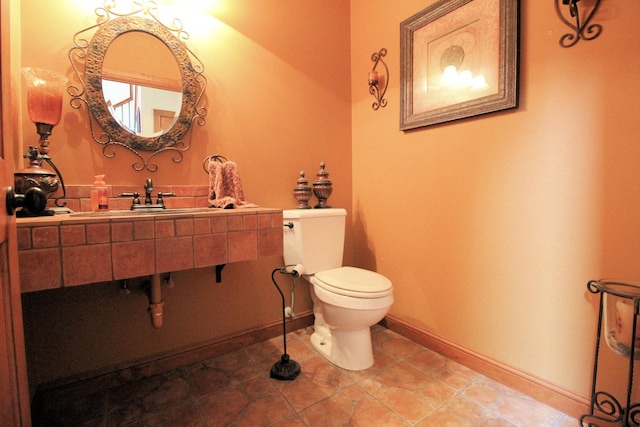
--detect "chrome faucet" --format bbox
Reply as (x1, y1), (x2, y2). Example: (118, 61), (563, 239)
(144, 178), (154, 205)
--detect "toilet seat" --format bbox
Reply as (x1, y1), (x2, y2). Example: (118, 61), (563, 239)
(313, 266), (392, 298)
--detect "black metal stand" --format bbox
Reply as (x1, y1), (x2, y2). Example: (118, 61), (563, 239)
(581, 280), (640, 427)
(269, 268), (300, 381)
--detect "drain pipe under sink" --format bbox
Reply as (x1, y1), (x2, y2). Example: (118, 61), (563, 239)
(148, 273), (164, 328)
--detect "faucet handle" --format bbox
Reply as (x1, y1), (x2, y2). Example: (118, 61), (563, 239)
(118, 192), (141, 202)
(156, 192), (175, 207)
(118, 192), (141, 209)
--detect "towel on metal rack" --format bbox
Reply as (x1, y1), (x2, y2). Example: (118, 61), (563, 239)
(207, 159), (258, 209)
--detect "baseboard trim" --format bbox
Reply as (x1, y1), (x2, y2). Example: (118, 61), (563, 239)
(32, 311), (314, 403)
(382, 314), (589, 419)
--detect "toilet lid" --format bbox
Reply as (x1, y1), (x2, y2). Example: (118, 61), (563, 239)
(313, 266), (392, 298)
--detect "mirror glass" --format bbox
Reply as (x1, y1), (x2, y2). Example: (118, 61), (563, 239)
(102, 31), (182, 137)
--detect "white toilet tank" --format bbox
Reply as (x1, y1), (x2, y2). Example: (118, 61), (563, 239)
(283, 208), (346, 274)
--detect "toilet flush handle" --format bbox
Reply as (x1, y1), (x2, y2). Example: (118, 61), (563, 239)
(283, 222), (294, 228)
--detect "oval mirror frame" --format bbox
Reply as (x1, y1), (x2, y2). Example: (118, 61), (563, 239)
(69, 6), (206, 172)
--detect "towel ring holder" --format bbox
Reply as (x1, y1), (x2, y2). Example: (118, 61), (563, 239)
(202, 154), (229, 173)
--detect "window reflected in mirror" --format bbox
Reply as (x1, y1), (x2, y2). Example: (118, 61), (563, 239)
(103, 80), (181, 136)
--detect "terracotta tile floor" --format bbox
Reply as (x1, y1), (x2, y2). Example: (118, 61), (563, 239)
(32, 325), (580, 426)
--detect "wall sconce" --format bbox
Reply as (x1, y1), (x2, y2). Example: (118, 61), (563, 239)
(369, 48), (388, 110)
(15, 67), (68, 216)
(554, 0), (603, 47)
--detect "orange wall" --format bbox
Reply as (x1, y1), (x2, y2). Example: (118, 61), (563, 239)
(18, 0), (352, 387)
(351, 0), (640, 399)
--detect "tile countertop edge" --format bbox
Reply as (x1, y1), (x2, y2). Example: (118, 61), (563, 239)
(15, 207), (284, 225)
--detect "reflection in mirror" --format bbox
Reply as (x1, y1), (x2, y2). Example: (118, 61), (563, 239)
(68, 1), (207, 172)
(102, 31), (182, 137)
(103, 80), (181, 136)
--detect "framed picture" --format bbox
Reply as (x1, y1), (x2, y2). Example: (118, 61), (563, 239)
(400, 0), (519, 131)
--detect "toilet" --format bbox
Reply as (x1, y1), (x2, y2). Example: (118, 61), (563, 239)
(283, 208), (393, 370)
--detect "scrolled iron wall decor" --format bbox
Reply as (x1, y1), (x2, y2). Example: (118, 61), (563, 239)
(555, 0), (603, 48)
(68, 0), (207, 172)
(368, 48), (389, 111)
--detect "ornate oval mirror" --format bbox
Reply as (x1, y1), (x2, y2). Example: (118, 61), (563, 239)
(69, 3), (206, 172)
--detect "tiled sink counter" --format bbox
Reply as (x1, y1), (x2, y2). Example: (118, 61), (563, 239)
(17, 208), (283, 293)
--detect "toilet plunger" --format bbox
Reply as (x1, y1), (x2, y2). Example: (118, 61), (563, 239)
(270, 267), (301, 380)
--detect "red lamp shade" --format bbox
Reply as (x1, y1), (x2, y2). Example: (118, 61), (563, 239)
(22, 67), (67, 126)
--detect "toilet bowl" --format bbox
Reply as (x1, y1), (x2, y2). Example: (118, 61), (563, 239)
(282, 208), (394, 371)
(308, 266), (393, 370)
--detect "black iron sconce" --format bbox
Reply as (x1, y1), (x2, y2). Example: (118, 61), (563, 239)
(554, 0), (603, 48)
(368, 48), (388, 110)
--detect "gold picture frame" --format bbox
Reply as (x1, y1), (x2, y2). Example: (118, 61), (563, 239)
(400, 0), (519, 131)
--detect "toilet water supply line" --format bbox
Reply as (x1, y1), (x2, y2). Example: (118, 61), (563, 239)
(286, 277), (297, 318)
(278, 264), (305, 318)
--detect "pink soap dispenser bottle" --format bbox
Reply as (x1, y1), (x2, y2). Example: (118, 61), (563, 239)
(90, 174), (109, 212)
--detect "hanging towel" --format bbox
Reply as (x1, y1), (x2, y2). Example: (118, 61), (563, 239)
(207, 159), (258, 209)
